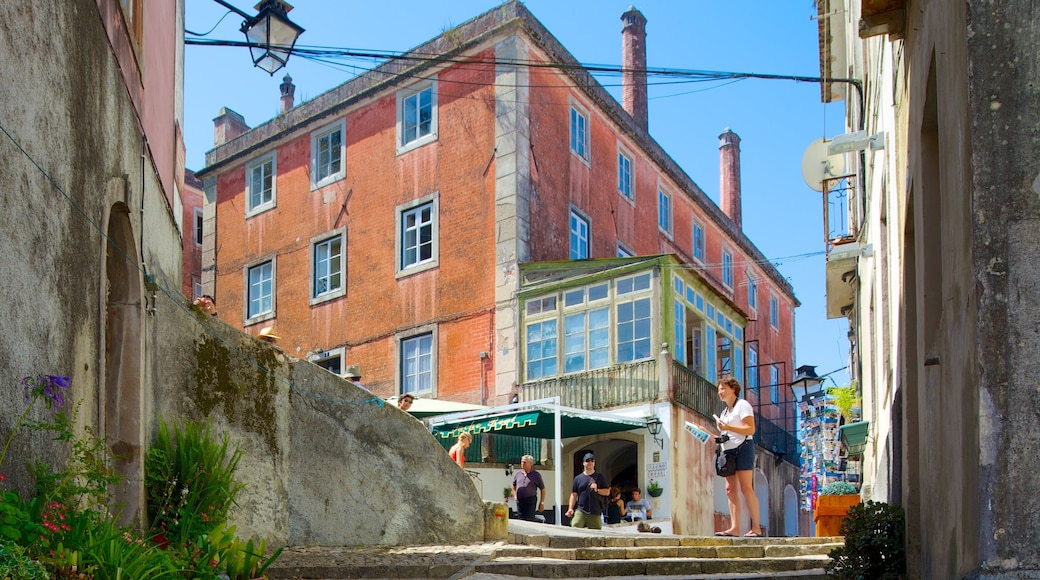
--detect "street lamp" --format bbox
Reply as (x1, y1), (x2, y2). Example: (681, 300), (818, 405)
(790, 365), (825, 403)
(645, 416), (664, 449)
(213, 0), (305, 75)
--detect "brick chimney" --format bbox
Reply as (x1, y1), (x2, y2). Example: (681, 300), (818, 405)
(621, 7), (648, 132)
(719, 128), (742, 229)
(213, 107), (250, 147)
(280, 74), (295, 114)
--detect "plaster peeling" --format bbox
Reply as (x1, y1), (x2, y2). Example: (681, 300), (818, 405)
(986, 257), (1008, 275)
(979, 388), (999, 466)
(1032, 171), (1040, 195)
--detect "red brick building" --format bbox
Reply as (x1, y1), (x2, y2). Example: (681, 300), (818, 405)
(197, 2), (800, 534)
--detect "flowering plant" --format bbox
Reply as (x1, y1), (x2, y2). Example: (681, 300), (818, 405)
(646, 479), (663, 497)
(0, 375), (70, 471)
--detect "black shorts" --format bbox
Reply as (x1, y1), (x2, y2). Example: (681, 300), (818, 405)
(735, 438), (755, 471)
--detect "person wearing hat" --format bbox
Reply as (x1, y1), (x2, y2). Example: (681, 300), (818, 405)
(258, 327), (280, 343)
(343, 365), (373, 393)
(566, 452), (610, 529)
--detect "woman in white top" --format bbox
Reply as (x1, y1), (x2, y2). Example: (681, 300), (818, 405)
(714, 376), (761, 537)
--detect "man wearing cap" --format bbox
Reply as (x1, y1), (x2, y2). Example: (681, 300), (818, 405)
(566, 452), (610, 529)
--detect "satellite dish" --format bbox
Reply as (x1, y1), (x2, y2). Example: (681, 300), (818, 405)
(801, 138), (846, 192)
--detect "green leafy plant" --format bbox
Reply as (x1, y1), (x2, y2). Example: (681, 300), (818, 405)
(827, 382), (860, 422)
(827, 500), (907, 579)
(0, 540), (50, 580)
(145, 419), (244, 549)
(222, 537), (284, 580)
(821, 481), (857, 496)
(0, 483), (43, 544)
(646, 479), (663, 497)
(502, 487), (513, 500)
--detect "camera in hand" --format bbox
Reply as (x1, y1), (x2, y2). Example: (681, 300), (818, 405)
(714, 434), (730, 444)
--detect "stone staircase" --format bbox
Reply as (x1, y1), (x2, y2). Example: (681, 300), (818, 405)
(267, 523), (842, 579)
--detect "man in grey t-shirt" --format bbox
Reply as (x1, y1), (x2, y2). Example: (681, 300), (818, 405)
(624, 487), (653, 521)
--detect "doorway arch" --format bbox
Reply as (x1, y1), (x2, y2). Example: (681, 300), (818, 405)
(103, 203), (144, 525)
(784, 484), (799, 536)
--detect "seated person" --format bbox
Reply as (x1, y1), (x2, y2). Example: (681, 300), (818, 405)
(605, 487), (626, 524)
(624, 487), (653, 521)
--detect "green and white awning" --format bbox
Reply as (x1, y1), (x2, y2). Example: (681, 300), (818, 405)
(430, 407), (644, 440)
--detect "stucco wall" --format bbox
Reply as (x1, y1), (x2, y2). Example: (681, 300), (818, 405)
(967, 0), (1040, 575)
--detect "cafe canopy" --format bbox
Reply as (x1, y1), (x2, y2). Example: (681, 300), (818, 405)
(427, 397), (650, 526)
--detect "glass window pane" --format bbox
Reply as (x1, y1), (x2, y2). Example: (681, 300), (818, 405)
(588, 284), (608, 301)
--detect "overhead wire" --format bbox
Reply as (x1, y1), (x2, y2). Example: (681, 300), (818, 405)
(0, 118), (382, 410)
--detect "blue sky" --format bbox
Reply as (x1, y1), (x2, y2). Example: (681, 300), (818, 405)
(184, 0), (851, 387)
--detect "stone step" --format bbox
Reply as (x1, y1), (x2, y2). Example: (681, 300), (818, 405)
(474, 555), (832, 578)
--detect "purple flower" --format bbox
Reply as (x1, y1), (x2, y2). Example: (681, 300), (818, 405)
(21, 375), (71, 409)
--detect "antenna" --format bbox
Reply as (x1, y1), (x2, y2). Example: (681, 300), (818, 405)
(800, 138), (847, 192)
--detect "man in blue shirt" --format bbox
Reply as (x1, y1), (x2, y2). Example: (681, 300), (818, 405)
(565, 452), (609, 529)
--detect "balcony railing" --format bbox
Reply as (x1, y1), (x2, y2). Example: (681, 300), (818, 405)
(671, 361), (718, 419)
(519, 359), (659, 410)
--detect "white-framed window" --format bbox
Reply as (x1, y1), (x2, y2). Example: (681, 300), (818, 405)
(770, 294), (779, 330)
(192, 278), (202, 300)
(658, 188), (672, 235)
(310, 347), (345, 376)
(562, 283), (610, 374)
(721, 248), (734, 289)
(310, 119), (345, 189)
(569, 209), (590, 260)
(397, 79), (438, 153)
(523, 275), (653, 381)
(311, 229), (345, 303)
(193, 207), (203, 246)
(617, 242), (634, 258)
(747, 272), (758, 311)
(692, 220), (705, 262)
(526, 320), (558, 379)
(616, 273), (653, 363)
(617, 146), (634, 202)
(747, 345), (758, 392)
(569, 102), (589, 162)
(770, 364), (780, 404)
(245, 258), (275, 322)
(396, 194), (439, 276)
(245, 153), (276, 215)
(400, 330), (435, 396)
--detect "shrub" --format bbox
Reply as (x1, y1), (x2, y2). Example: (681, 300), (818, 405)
(821, 481), (857, 496)
(0, 540), (50, 580)
(827, 500), (906, 580)
(145, 419), (244, 548)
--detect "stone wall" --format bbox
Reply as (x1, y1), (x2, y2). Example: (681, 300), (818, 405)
(151, 304), (486, 545)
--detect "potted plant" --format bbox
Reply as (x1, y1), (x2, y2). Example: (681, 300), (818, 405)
(503, 487), (513, 501)
(814, 481), (860, 537)
(646, 479), (663, 497)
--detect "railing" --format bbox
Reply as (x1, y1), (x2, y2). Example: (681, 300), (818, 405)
(754, 415), (800, 466)
(824, 174), (858, 257)
(671, 361), (718, 419)
(519, 359), (659, 410)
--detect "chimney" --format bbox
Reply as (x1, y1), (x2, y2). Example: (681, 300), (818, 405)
(280, 74), (296, 114)
(719, 128), (742, 229)
(213, 107), (250, 147)
(621, 7), (648, 132)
